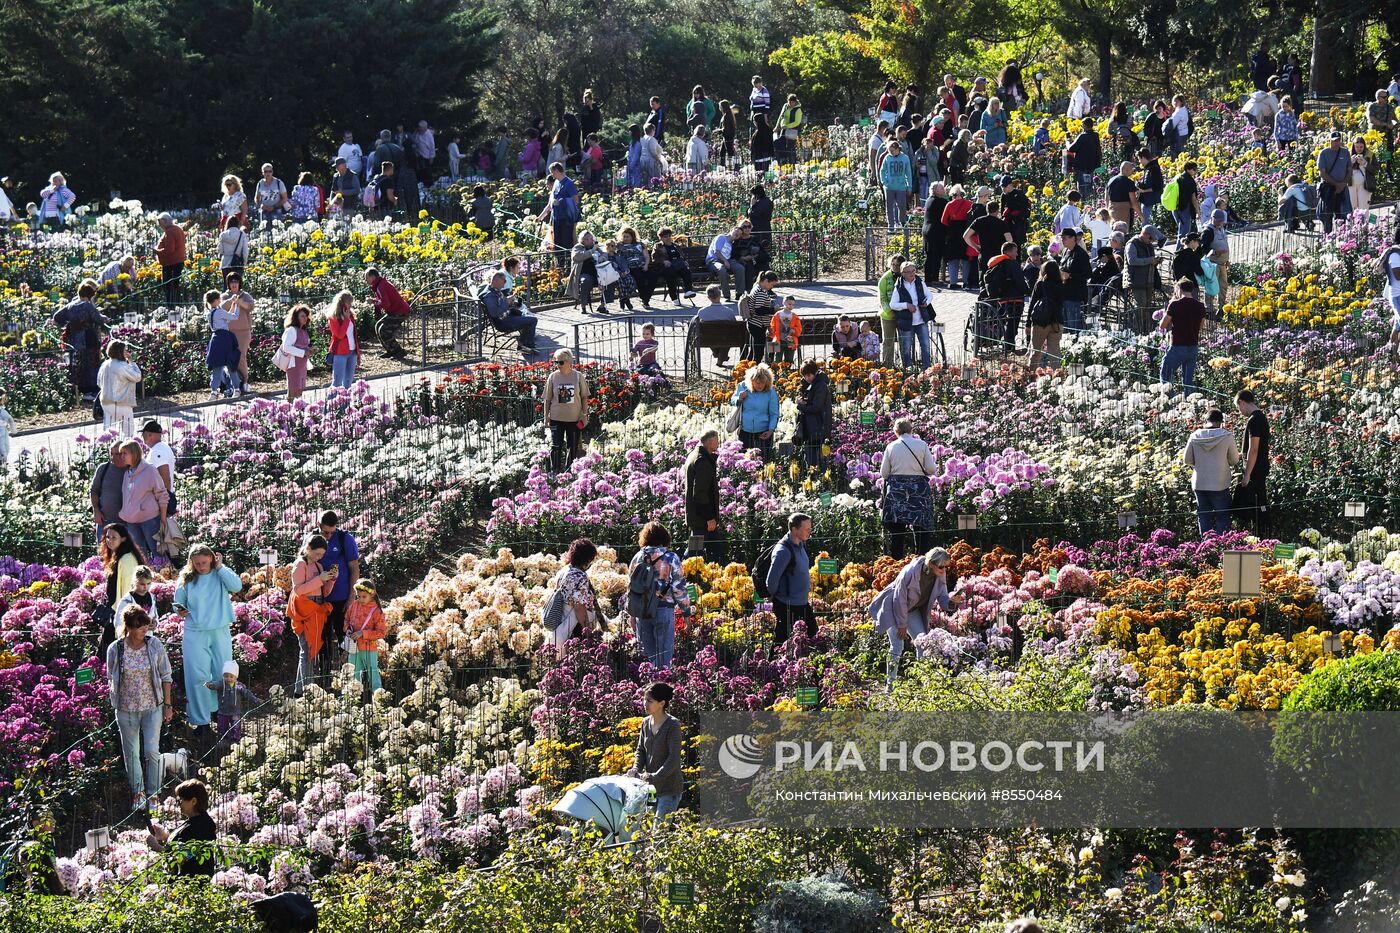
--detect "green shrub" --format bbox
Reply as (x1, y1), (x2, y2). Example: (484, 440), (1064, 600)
(753, 871), (892, 933)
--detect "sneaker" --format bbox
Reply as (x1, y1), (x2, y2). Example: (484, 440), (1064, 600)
(683, 290), (696, 299)
(209, 391), (221, 401)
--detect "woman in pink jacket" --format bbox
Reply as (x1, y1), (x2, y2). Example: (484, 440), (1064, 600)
(326, 290), (358, 388)
(117, 439), (170, 560)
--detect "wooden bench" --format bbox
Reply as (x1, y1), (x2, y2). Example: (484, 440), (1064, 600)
(685, 317), (751, 379)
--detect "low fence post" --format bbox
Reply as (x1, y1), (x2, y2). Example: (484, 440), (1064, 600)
(807, 230), (817, 282)
(572, 322), (582, 362)
(864, 227), (873, 281)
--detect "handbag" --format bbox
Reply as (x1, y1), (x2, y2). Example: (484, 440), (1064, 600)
(543, 585), (568, 630)
(272, 347), (295, 371)
(595, 258), (620, 287)
(724, 396), (744, 434)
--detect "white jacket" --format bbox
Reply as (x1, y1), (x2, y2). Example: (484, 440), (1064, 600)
(97, 358), (142, 407)
(1068, 87), (1092, 120)
(280, 327), (307, 358)
(880, 434), (937, 479)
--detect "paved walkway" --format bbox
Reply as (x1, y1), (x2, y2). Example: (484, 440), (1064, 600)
(11, 281), (980, 465)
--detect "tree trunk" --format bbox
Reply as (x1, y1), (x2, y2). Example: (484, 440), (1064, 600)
(1310, 0), (1340, 96)
(1097, 32), (1113, 104)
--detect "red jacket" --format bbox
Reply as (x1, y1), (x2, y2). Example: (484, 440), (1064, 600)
(327, 313), (359, 357)
(371, 276), (411, 317)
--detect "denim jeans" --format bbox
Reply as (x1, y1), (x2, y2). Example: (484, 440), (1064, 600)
(1173, 209), (1196, 244)
(549, 419), (582, 472)
(1160, 344), (1199, 395)
(897, 324), (931, 369)
(209, 365), (237, 395)
(331, 353), (357, 388)
(709, 259), (747, 300)
(885, 189), (909, 229)
(294, 631), (323, 696)
(687, 526), (728, 566)
(1061, 299), (1084, 333)
(1194, 488), (1234, 536)
(886, 610), (928, 685)
(1139, 191), (1159, 223)
(129, 516), (161, 560)
(654, 792), (683, 821)
(635, 604), (676, 668)
(947, 258), (968, 288)
(739, 429), (772, 461)
(116, 706), (162, 796)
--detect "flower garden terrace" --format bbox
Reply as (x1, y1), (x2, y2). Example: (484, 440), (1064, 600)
(3, 98), (1400, 929)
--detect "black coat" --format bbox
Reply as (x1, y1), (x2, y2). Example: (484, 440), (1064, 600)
(684, 445), (720, 531)
(921, 195), (949, 236)
(796, 372), (833, 442)
(984, 255), (1026, 301)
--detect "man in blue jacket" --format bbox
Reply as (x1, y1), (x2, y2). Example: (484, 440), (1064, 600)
(765, 512), (814, 644)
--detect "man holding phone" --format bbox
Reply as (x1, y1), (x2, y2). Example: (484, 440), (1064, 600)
(315, 510), (360, 663)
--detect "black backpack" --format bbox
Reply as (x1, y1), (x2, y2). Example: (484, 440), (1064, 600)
(751, 539), (793, 600)
(627, 552), (660, 620)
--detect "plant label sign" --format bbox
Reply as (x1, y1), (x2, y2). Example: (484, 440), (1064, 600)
(796, 687), (821, 708)
(859, 410), (876, 426)
(1273, 544), (1297, 560)
(817, 558), (839, 575)
(74, 667), (95, 686)
(668, 882), (695, 906)
(686, 584), (698, 603)
(1047, 566), (1059, 585)
(819, 491), (833, 507)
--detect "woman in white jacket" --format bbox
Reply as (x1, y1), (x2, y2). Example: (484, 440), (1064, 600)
(685, 126), (710, 175)
(281, 303), (312, 399)
(97, 340), (142, 433)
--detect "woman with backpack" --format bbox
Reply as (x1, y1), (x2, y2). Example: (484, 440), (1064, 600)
(1028, 258), (1066, 369)
(626, 523), (692, 669)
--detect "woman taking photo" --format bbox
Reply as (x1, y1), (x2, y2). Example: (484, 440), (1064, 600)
(105, 605), (173, 810)
(1349, 137), (1375, 215)
(96, 340), (141, 434)
(546, 538), (602, 647)
(626, 523), (692, 669)
(147, 779), (217, 876)
(326, 290), (358, 388)
(172, 545), (243, 732)
(280, 303), (312, 399)
(627, 682), (683, 819)
(98, 523), (148, 652)
(729, 362), (779, 460)
(290, 534), (335, 696)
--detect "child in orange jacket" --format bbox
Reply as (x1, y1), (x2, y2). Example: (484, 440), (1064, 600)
(769, 296), (802, 365)
(344, 579), (388, 692)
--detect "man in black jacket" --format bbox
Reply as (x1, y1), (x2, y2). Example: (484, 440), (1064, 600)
(683, 430), (725, 564)
(1058, 228), (1092, 332)
(921, 181), (949, 284)
(1000, 176), (1031, 248)
(1066, 118), (1102, 198)
(983, 241), (1025, 352)
(747, 185), (774, 253)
